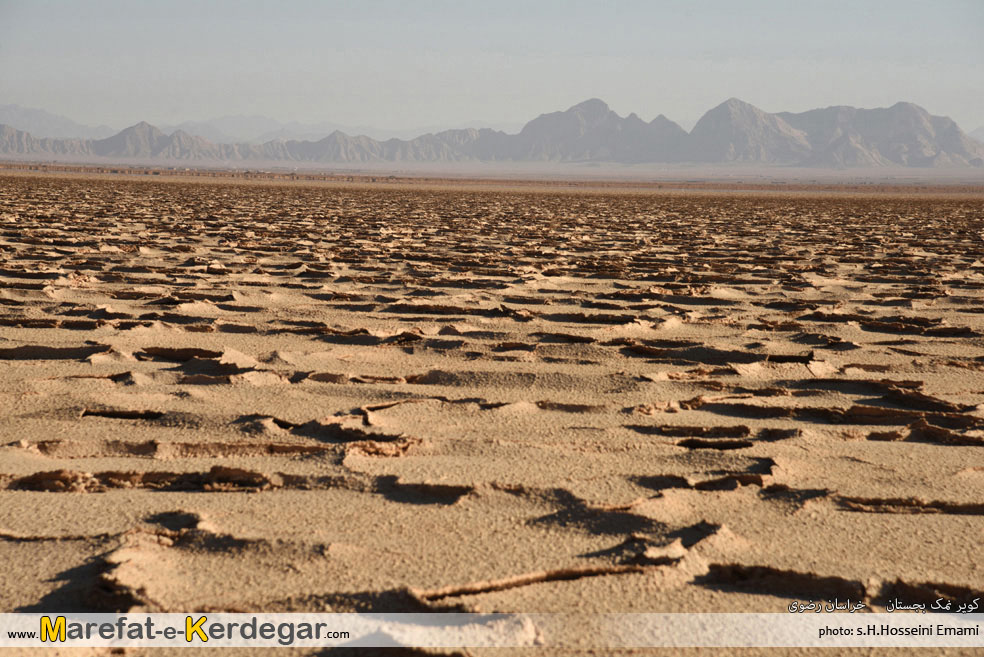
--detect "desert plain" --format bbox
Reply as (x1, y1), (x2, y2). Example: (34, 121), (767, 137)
(1, 171), (983, 655)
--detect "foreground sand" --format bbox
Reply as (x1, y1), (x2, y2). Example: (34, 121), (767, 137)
(1, 173), (982, 655)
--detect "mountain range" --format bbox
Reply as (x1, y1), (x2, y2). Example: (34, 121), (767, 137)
(1, 98), (981, 168)
(0, 106), (525, 144)
(0, 105), (117, 140)
(154, 116), (528, 144)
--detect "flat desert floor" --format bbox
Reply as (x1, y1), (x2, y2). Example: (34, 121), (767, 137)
(1, 173), (983, 654)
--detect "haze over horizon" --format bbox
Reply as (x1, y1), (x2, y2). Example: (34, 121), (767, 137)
(1, 0), (981, 134)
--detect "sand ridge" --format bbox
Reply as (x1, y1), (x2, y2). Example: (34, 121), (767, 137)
(1, 173), (983, 654)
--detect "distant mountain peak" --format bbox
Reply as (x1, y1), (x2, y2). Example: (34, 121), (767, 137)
(569, 98), (610, 113)
(122, 121), (164, 135)
(710, 97), (767, 116)
(690, 98), (811, 163)
(650, 113), (680, 126)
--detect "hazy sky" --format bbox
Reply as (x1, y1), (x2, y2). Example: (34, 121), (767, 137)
(1, 0), (981, 132)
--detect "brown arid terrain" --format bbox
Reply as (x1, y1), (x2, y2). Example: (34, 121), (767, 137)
(1, 171), (983, 655)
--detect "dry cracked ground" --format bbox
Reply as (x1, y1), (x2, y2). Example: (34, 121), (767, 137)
(1, 172), (983, 656)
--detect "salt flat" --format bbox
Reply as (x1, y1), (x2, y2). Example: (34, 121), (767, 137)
(1, 173), (983, 655)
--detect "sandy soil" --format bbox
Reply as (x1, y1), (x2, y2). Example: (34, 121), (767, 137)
(1, 173), (982, 655)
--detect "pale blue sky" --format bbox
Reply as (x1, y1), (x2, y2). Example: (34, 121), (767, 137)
(1, 0), (981, 132)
